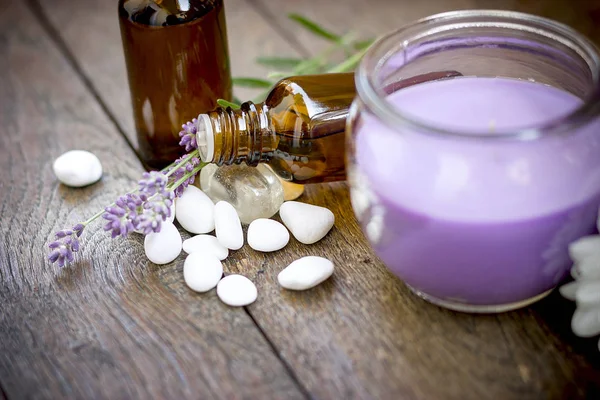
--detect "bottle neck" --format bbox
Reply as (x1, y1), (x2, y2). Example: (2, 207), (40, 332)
(195, 102), (273, 166)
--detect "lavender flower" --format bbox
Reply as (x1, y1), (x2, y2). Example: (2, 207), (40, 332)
(48, 224), (85, 267)
(138, 170), (168, 196)
(179, 119), (198, 152)
(48, 117), (204, 268)
(102, 193), (146, 238)
(136, 191), (174, 235)
(169, 156), (201, 197)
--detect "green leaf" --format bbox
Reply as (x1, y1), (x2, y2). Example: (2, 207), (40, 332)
(256, 56), (303, 69)
(217, 99), (241, 109)
(232, 77), (273, 88)
(288, 14), (341, 42)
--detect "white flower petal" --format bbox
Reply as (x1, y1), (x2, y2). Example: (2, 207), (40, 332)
(578, 258), (600, 279)
(576, 280), (600, 306)
(568, 235), (600, 264)
(559, 281), (579, 301)
(572, 307), (600, 337)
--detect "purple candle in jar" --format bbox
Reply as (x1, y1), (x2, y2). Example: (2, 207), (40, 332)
(353, 76), (600, 311)
(347, 11), (600, 312)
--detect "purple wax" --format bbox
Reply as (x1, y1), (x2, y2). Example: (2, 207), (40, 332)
(355, 77), (600, 306)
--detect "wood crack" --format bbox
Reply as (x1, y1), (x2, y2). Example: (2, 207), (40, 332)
(243, 308), (314, 400)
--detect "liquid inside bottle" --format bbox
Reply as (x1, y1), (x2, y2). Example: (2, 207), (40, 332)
(193, 71), (461, 184)
(118, 0), (232, 170)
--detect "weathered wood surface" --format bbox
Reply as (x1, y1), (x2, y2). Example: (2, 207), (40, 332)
(0, 1), (303, 399)
(1, 0), (599, 399)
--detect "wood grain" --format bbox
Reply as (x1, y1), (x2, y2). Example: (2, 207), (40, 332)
(0, 1), (303, 399)
(3, 0), (600, 399)
(226, 183), (600, 399)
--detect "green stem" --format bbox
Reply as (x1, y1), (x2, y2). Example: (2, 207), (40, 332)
(166, 162), (206, 190)
(83, 208), (109, 226)
(164, 150), (199, 178)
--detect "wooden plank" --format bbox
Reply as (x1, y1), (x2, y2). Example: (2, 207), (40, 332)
(0, 1), (304, 399)
(32, 0), (600, 399)
(236, 0), (600, 398)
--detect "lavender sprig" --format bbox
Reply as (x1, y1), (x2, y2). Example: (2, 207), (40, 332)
(139, 170), (168, 196)
(137, 190), (174, 235)
(102, 192), (147, 238)
(178, 119), (199, 152)
(168, 155), (202, 197)
(48, 144), (204, 268)
(48, 224), (84, 268)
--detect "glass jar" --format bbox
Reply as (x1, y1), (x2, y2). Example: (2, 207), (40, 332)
(346, 10), (600, 312)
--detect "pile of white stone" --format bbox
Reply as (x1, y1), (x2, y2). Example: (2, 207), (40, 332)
(52, 151), (336, 307)
(145, 185), (336, 307)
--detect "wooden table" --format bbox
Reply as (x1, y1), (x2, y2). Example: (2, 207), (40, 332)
(2, 0), (600, 399)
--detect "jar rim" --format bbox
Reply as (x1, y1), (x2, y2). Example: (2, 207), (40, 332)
(356, 9), (600, 141)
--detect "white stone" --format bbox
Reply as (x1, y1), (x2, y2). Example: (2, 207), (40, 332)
(201, 163), (284, 224)
(279, 201), (334, 245)
(568, 235), (600, 264)
(576, 280), (600, 306)
(214, 201), (244, 250)
(558, 281), (579, 301)
(216, 274), (257, 306)
(175, 185), (215, 234)
(182, 234), (229, 260)
(144, 222), (182, 265)
(168, 200), (176, 224)
(278, 256), (334, 290)
(247, 219), (289, 252)
(571, 307), (600, 337)
(183, 253), (223, 293)
(52, 150), (103, 187)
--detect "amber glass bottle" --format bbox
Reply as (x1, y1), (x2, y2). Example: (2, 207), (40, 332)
(118, 0), (232, 169)
(194, 73), (355, 184)
(193, 71), (461, 184)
